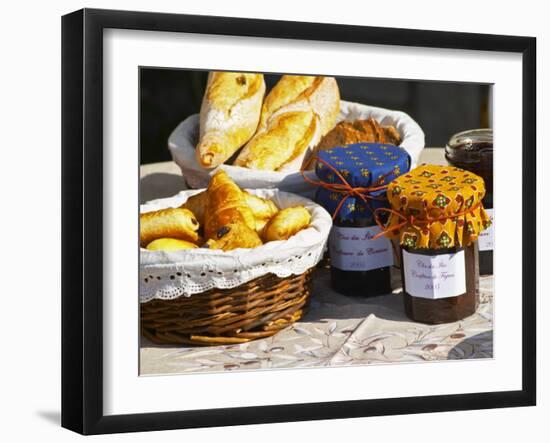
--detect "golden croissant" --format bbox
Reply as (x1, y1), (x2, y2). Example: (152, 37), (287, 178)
(181, 189), (278, 233)
(203, 170), (261, 251)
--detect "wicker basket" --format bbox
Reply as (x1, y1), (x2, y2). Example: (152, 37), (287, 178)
(140, 269), (314, 346)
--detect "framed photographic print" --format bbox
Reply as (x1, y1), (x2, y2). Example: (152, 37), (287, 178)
(61, 8), (536, 435)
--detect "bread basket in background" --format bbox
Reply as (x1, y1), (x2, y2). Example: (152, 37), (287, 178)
(168, 100), (425, 197)
(140, 188), (332, 345)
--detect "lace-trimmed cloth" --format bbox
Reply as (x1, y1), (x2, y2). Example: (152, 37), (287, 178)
(140, 189), (332, 303)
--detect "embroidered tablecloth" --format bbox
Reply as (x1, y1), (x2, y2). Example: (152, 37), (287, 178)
(139, 267), (493, 374)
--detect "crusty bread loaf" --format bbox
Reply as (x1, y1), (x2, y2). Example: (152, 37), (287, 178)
(196, 72), (265, 168)
(234, 75), (340, 171)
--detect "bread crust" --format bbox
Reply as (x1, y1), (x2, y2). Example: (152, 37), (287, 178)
(196, 72), (265, 168)
(234, 76), (340, 171)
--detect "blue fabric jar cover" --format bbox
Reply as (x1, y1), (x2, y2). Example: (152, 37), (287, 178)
(315, 143), (411, 222)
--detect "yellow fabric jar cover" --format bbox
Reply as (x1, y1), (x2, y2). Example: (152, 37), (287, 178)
(384, 164), (491, 249)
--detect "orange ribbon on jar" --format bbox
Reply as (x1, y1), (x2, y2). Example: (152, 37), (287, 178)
(371, 203), (483, 240)
(300, 155), (391, 220)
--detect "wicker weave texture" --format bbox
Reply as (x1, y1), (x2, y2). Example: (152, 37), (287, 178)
(140, 270), (313, 345)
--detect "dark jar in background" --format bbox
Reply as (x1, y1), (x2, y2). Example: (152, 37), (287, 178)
(446, 129), (493, 275)
(400, 243), (479, 324)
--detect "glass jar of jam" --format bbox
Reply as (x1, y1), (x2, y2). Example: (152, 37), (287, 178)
(384, 164), (490, 324)
(314, 143), (411, 298)
(400, 243), (479, 324)
(446, 129), (493, 275)
(329, 212), (392, 297)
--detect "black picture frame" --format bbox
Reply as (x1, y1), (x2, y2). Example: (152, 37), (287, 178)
(62, 8), (537, 435)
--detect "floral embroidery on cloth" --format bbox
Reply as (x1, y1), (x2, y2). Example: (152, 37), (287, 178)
(385, 164), (491, 249)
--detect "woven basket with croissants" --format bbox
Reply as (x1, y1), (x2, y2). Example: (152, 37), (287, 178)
(139, 170), (331, 345)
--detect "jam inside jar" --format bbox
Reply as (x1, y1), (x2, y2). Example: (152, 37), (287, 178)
(400, 243), (479, 324)
(330, 214), (392, 298)
(446, 129), (493, 275)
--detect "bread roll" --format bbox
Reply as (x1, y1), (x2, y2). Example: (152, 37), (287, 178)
(316, 118), (402, 151)
(196, 72), (265, 168)
(234, 76), (339, 171)
(262, 206), (311, 242)
(146, 238), (198, 251)
(140, 208), (200, 247)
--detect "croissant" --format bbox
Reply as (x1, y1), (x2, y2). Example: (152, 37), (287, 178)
(203, 221), (262, 251)
(234, 76), (340, 171)
(146, 238), (198, 251)
(262, 206), (311, 242)
(196, 72), (265, 168)
(204, 170), (256, 240)
(181, 189), (277, 228)
(140, 208), (200, 247)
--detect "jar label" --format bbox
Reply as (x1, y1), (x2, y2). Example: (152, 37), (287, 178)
(329, 226), (394, 271)
(402, 249), (466, 299)
(478, 208), (494, 251)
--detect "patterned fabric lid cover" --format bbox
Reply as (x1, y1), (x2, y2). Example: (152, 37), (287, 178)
(314, 143), (410, 221)
(385, 164), (491, 249)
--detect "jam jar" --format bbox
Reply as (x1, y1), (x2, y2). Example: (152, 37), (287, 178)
(400, 243), (479, 324)
(446, 129), (493, 275)
(384, 164), (490, 324)
(314, 143), (411, 298)
(329, 211), (393, 297)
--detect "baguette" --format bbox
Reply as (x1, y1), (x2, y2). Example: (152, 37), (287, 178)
(234, 76), (340, 171)
(196, 72), (265, 168)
